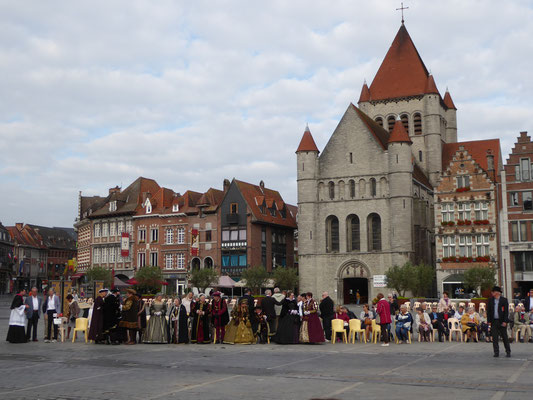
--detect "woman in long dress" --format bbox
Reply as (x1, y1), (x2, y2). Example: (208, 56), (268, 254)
(169, 297), (189, 344)
(144, 293), (168, 343)
(6, 290), (28, 343)
(224, 299), (255, 344)
(273, 292), (300, 344)
(299, 292), (325, 344)
(190, 295), (211, 344)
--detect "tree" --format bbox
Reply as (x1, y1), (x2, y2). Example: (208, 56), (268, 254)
(272, 267), (299, 292)
(241, 265), (269, 294)
(463, 266), (496, 296)
(85, 266), (112, 288)
(189, 268), (219, 293)
(134, 265), (163, 294)
(385, 263), (412, 297)
(385, 262), (435, 297)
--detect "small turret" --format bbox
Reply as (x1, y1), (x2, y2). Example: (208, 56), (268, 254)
(296, 125), (319, 153)
(444, 89), (457, 143)
(358, 81), (370, 103)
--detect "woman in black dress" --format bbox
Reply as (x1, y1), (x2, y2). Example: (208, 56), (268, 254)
(6, 290), (28, 343)
(168, 297), (189, 343)
(273, 292), (300, 344)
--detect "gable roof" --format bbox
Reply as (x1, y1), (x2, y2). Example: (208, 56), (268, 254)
(368, 24), (435, 101)
(296, 126), (320, 153)
(27, 225), (77, 250)
(442, 139), (501, 182)
(352, 104), (390, 150)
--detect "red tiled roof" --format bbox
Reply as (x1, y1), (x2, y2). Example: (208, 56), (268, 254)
(234, 180), (297, 228)
(369, 24), (433, 101)
(443, 90), (457, 109)
(296, 126), (319, 153)
(442, 139), (501, 182)
(137, 187), (176, 215)
(413, 163), (433, 189)
(424, 75), (439, 95)
(358, 82), (370, 102)
(388, 118), (412, 144)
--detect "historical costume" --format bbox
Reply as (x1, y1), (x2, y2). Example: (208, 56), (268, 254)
(211, 292), (229, 343)
(273, 295), (300, 344)
(252, 307), (269, 344)
(103, 289), (121, 344)
(144, 295), (168, 343)
(6, 292), (27, 343)
(299, 293), (325, 344)
(136, 294), (147, 343)
(169, 299), (189, 344)
(119, 289), (139, 344)
(88, 289), (107, 343)
(224, 299), (255, 344)
(190, 296), (211, 344)
(65, 295), (81, 340)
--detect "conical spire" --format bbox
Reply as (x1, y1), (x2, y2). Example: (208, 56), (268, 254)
(388, 116), (412, 145)
(424, 74), (439, 95)
(443, 90), (457, 109)
(358, 82), (370, 103)
(296, 125), (319, 153)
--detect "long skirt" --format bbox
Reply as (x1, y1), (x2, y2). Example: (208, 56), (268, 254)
(223, 320), (255, 344)
(273, 315), (300, 344)
(6, 325), (27, 343)
(300, 314), (325, 343)
(144, 315), (168, 344)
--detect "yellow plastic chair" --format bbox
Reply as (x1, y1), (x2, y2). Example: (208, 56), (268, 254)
(468, 302), (476, 310)
(72, 317), (89, 343)
(413, 301), (421, 310)
(371, 319), (381, 343)
(447, 318), (462, 342)
(331, 319), (347, 344)
(479, 302), (486, 311)
(348, 319), (366, 343)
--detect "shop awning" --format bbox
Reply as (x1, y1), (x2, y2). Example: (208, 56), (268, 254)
(443, 274), (465, 283)
(70, 273), (85, 280)
(113, 277), (129, 288)
(217, 275), (237, 288)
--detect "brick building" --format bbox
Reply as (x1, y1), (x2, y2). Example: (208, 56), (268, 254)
(435, 140), (503, 297)
(0, 222), (14, 294)
(219, 179), (297, 279)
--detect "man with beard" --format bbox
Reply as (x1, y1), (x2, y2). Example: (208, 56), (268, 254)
(103, 288), (122, 344)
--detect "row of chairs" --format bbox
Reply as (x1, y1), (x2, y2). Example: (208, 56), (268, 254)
(409, 301), (487, 312)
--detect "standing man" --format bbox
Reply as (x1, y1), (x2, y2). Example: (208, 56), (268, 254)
(25, 287), (42, 342)
(260, 289), (280, 337)
(88, 288), (108, 343)
(526, 288), (533, 312)
(487, 286), (511, 358)
(272, 287), (285, 331)
(42, 288), (61, 343)
(376, 293), (392, 347)
(319, 292), (334, 342)
(211, 292), (229, 344)
(103, 288), (121, 345)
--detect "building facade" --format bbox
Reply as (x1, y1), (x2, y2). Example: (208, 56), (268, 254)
(0, 222), (14, 294)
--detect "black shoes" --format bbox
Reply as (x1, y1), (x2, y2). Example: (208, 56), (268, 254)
(506, 352), (511, 358)
(494, 353), (499, 358)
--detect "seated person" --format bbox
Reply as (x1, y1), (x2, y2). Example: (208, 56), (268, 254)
(454, 305), (465, 320)
(395, 304), (412, 344)
(334, 305), (350, 340)
(428, 305), (445, 342)
(514, 305), (531, 343)
(360, 304), (374, 342)
(415, 308), (432, 342)
(460, 307), (479, 342)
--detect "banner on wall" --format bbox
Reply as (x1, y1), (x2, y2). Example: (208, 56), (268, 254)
(121, 232), (130, 257)
(191, 229), (199, 256)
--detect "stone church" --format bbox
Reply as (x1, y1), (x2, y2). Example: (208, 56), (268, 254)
(297, 23), (458, 304)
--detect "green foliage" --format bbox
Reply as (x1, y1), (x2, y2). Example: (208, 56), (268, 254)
(272, 267), (299, 291)
(241, 265), (269, 295)
(134, 265), (163, 295)
(464, 266), (496, 293)
(385, 262), (435, 297)
(189, 268), (219, 293)
(85, 266), (112, 288)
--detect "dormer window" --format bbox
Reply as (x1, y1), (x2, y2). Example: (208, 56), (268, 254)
(109, 201), (117, 212)
(172, 204), (179, 212)
(145, 199), (152, 214)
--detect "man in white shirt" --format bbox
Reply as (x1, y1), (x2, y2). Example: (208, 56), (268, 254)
(43, 288), (61, 343)
(24, 287), (42, 342)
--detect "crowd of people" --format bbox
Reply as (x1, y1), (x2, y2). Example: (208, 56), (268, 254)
(6, 284), (531, 357)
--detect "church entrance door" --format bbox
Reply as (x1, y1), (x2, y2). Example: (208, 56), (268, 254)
(343, 278), (368, 305)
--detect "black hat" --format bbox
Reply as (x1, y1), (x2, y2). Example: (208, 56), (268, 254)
(492, 286), (502, 293)
(110, 288), (120, 293)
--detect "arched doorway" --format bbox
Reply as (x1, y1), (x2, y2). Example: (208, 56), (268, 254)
(337, 261), (370, 304)
(191, 257), (201, 270)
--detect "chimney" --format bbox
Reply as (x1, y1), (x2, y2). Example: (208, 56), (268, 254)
(487, 150), (494, 171)
(259, 180), (265, 191)
(109, 186), (120, 195)
(15, 223), (23, 231)
(223, 179), (230, 193)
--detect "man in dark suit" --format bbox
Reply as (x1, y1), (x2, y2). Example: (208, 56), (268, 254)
(487, 286), (511, 358)
(429, 304), (447, 342)
(25, 287), (42, 341)
(260, 289), (280, 336)
(239, 289), (255, 319)
(526, 289), (533, 312)
(319, 292), (334, 341)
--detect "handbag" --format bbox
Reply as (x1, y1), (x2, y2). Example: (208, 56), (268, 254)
(364, 318), (372, 326)
(466, 322), (476, 328)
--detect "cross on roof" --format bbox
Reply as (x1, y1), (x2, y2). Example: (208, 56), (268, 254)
(396, 2), (409, 24)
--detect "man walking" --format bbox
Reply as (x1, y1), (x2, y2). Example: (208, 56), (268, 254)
(487, 286), (511, 358)
(25, 287), (42, 342)
(319, 292), (334, 342)
(42, 288), (61, 343)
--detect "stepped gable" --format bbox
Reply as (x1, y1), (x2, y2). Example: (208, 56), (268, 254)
(442, 139), (501, 181)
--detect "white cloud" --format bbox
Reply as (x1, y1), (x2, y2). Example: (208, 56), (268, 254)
(1, 0), (532, 226)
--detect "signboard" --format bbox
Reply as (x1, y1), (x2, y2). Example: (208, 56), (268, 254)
(373, 275), (387, 288)
(191, 229), (199, 256)
(121, 232), (130, 257)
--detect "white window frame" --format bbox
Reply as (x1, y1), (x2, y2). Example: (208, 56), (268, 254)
(109, 222), (116, 237)
(138, 252), (146, 268)
(474, 202), (489, 220)
(126, 221), (133, 233)
(165, 254), (173, 269)
(443, 235), (456, 257)
(101, 223), (108, 237)
(177, 253), (185, 269)
(117, 221), (124, 235)
(172, 204), (179, 212)
(458, 203), (471, 220)
(146, 199), (152, 214)
(166, 228), (173, 244)
(150, 252), (158, 266)
(457, 175), (470, 188)
(94, 224), (101, 238)
(476, 234), (490, 256)
(177, 227), (185, 244)
(101, 247), (108, 263)
(510, 192), (519, 206)
(138, 229), (146, 242)
(109, 247), (116, 263)
(109, 201), (117, 212)
(441, 203), (454, 222)
(521, 158), (531, 181)
(93, 247), (101, 263)
(150, 228), (158, 243)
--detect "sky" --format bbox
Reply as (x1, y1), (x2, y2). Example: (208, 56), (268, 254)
(1, 0), (533, 228)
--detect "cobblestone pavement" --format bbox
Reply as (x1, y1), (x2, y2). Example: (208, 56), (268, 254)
(0, 302), (532, 400)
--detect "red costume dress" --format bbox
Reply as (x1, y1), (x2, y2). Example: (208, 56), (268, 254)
(299, 299), (325, 343)
(211, 298), (229, 343)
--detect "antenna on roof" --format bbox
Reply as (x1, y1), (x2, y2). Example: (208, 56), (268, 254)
(396, 2), (409, 24)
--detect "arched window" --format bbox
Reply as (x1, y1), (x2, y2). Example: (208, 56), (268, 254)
(349, 179), (356, 198)
(370, 178), (377, 197)
(204, 257), (213, 269)
(346, 215), (360, 251)
(367, 213), (381, 251)
(379, 177), (387, 197)
(414, 113), (422, 135)
(326, 215), (339, 253)
(387, 115), (396, 133)
(317, 182), (324, 201)
(328, 181), (335, 200)
(400, 114), (409, 133)
(191, 257), (201, 270)
(375, 117), (383, 128)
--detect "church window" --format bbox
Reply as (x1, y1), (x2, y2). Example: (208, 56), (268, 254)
(359, 179), (366, 197)
(326, 216), (339, 253)
(375, 117), (383, 128)
(387, 115), (396, 133)
(328, 181), (335, 200)
(370, 178), (377, 197)
(367, 213), (381, 251)
(400, 114), (409, 133)
(414, 113), (422, 135)
(419, 151), (423, 162)
(349, 180), (356, 198)
(346, 214), (360, 252)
